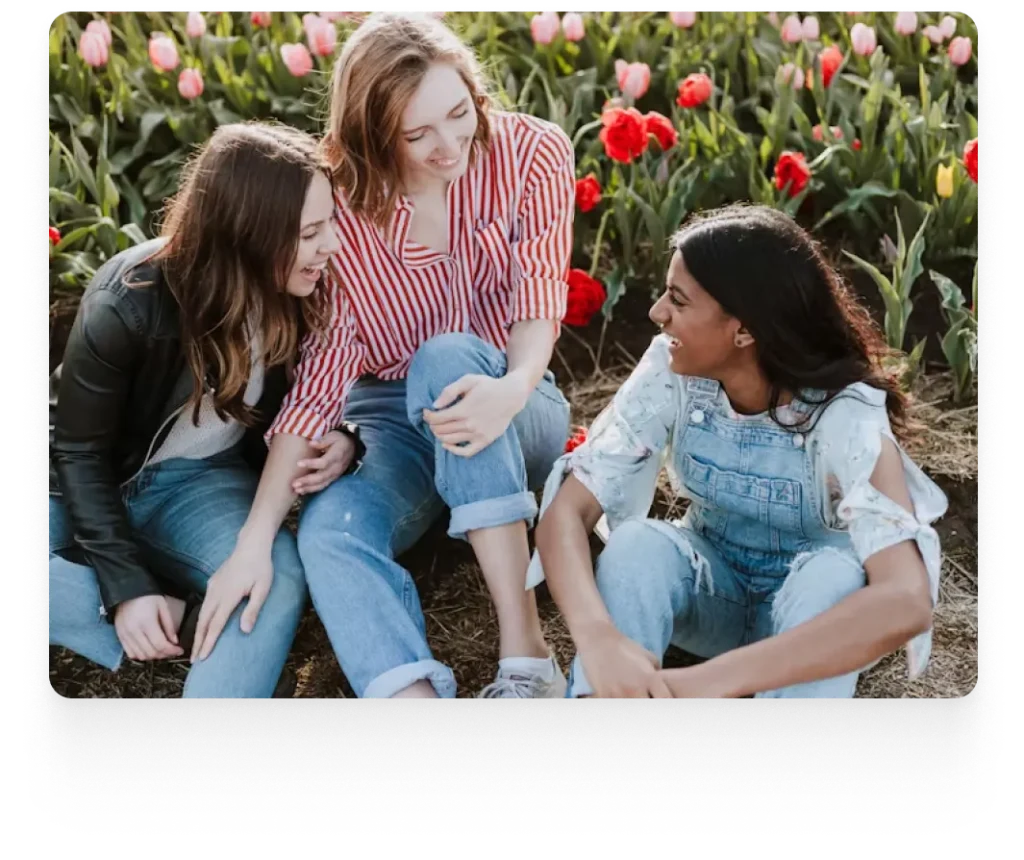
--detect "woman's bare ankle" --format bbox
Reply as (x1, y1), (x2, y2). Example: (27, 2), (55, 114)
(392, 679), (439, 698)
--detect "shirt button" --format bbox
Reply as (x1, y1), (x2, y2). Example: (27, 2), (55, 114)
(690, 409), (705, 425)
(793, 433), (804, 448)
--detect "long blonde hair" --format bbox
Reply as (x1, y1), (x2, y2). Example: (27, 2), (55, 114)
(322, 12), (492, 229)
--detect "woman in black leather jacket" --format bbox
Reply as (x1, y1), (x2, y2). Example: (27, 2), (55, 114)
(49, 121), (358, 697)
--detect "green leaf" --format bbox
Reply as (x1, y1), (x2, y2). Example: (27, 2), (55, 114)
(601, 266), (627, 319)
(971, 261), (978, 317)
(844, 250), (904, 348)
(69, 134), (100, 204)
(612, 195), (634, 266)
(119, 223), (148, 245)
(899, 208), (931, 299)
(627, 187), (665, 262)
(208, 100), (245, 127)
(929, 269), (966, 316)
(814, 183), (902, 232)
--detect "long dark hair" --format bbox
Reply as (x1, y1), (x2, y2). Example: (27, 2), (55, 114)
(671, 203), (912, 440)
(145, 121), (332, 426)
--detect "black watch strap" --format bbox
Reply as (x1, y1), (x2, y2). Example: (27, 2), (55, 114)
(336, 421), (366, 475)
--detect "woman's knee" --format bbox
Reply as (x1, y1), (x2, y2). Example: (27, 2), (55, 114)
(773, 548), (866, 632)
(405, 333), (500, 407)
(596, 519), (698, 607)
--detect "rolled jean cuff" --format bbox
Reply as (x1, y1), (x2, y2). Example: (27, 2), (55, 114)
(448, 491), (539, 541)
(363, 659), (457, 699)
(568, 655), (595, 698)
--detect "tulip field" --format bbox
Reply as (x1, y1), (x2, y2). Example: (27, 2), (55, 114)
(48, 12), (978, 698)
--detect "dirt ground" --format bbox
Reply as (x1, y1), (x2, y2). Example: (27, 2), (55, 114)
(48, 276), (978, 699)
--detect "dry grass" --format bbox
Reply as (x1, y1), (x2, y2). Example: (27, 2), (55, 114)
(49, 367), (977, 699)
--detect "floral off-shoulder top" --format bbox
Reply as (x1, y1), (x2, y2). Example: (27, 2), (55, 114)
(528, 335), (949, 679)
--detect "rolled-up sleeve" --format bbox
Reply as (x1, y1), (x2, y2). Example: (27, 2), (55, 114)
(265, 269), (367, 444)
(570, 335), (681, 528)
(509, 125), (575, 326)
(819, 392), (949, 678)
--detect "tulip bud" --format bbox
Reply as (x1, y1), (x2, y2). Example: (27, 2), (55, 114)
(935, 163), (954, 198)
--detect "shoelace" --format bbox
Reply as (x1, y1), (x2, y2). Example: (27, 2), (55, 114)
(478, 674), (538, 699)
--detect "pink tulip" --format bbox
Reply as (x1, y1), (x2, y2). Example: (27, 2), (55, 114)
(948, 36), (972, 66)
(615, 59), (651, 100)
(149, 34), (180, 72)
(894, 12), (917, 36)
(780, 15), (803, 43)
(250, 12), (271, 28)
(78, 31), (109, 68)
(939, 15), (957, 39)
(850, 22), (877, 56)
(561, 13), (585, 42)
(530, 11), (560, 45)
(177, 67), (204, 99)
(85, 19), (112, 47)
(302, 13), (322, 42)
(802, 16), (820, 40)
(280, 42), (314, 77)
(304, 15), (337, 57)
(670, 12), (697, 29)
(186, 12), (206, 38)
(321, 13), (347, 22)
(922, 25), (944, 44)
(777, 62), (805, 90)
(766, 12), (779, 28)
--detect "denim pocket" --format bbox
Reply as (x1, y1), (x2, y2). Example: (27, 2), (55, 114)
(681, 453), (802, 534)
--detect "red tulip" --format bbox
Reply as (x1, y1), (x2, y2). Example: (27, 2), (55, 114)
(575, 175), (602, 213)
(676, 72), (712, 108)
(564, 427), (588, 454)
(563, 269), (607, 327)
(963, 138), (977, 183)
(774, 151), (811, 197)
(644, 111), (679, 151)
(598, 107), (649, 164)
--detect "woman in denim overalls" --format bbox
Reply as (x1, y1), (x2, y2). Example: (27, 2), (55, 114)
(532, 204), (947, 698)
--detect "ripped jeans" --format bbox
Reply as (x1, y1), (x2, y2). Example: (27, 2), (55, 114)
(568, 518), (867, 698)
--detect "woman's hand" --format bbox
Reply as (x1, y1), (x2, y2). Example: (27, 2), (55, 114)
(292, 430), (357, 495)
(190, 542), (274, 662)
(422, 374), (528, 457)
(114, 595), (184, 661)
(658, 666), (731, 698)
(576, 620), (673, 698)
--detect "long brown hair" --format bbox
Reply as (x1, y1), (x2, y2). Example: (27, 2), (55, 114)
(148, 122), (332, 426)
(671, 204), (913, 441)
(322, 11), (492, 229)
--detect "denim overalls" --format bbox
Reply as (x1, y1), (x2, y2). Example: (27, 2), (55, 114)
(569, 377), (869, 698)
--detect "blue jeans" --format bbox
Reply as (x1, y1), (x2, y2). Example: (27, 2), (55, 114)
(568, 519), (867, 698)
(49, 447), (307, 697)
(298, 333), (571, 698)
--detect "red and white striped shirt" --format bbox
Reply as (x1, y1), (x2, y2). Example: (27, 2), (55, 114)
(267, 111), (576, 442)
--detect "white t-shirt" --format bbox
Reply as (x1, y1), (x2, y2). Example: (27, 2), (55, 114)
(150, 335), (265, 465)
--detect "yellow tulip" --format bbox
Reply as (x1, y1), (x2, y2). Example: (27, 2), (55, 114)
(936, 163), (955, 198)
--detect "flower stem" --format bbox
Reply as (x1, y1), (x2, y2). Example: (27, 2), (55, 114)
(589, 208), (612, 278)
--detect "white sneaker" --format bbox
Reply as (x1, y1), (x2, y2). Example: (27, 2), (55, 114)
(477, 655), (567, 699)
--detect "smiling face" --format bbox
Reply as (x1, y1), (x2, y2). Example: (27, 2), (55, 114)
(649, 249), (751, 378)
(284, 171), (340, 299)
(398, 62), (479, 189)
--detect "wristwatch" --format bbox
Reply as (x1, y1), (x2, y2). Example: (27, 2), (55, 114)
(336, 420), (366, 475)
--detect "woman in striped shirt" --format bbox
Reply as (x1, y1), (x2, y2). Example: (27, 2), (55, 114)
(237, 12), (576, 697)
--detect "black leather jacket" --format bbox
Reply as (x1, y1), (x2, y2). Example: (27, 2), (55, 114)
(49, 239), (358, 615)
